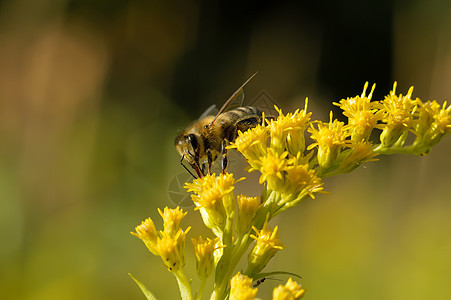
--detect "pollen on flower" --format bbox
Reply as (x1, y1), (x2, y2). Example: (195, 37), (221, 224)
(273, 278), (305, 300)
(229, 272), (258, 300)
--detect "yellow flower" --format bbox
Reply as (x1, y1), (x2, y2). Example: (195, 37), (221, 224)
(229, 272), (258, 300)
(334, 82), (385, 142)
(285, 100), (311, 156)
(229, 125), (268, 170)
(414, 100), (441, 136)
(379, 82), (417, 147)
(283, 156), (323, 199)
(247, 216), (284, 275)
(417, 100), (451, 147)
(308, 112), (351, 169)
(159, 206), (188, 237)
(155, 229), (190, 272)
(273, 278), (305, 300)
(185, 173), (242, 236)
(338, 141), (378, 173)
(131, 208), (191, 273)
(254, 149), (289, 191)
(236, 194), (260, 236)
(131, 217), (159, 255)
(268, 102), (311, 156)
(192, 236), (219, 280)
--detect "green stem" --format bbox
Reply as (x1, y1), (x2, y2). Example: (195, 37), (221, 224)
(196, 278), (206, 300)
(174, 270), (192, 300)
(212, 212), (235, 300)
(373, 143), (429, 155)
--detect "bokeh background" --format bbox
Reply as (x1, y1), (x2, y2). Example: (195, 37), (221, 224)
(1, 0), (451, 299)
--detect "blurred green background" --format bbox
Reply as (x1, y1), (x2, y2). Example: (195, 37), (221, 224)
(1, 0), (450, 299)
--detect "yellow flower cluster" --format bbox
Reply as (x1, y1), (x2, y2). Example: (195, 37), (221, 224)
(247, 217), (284, 275)
(131, 207), (190, 273)
(273, 278), (306, 300)
(185, 173), (242, 237)
(229, 272), (258, 300)
(229, 100), (324, 214)
(131, 81), (450, 300)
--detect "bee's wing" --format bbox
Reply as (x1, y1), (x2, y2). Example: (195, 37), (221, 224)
(199, 104), (219, 119)
(209, 72), (257, 127)
(199, 90), (243, 121)
(211, 88), (244, 118)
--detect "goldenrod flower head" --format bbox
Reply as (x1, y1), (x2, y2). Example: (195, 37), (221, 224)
(131, 217), (159, 255)
(229, 272), (258, 300)
(236, 194), (260, 236)
(191, 236), (218, 279)
(283, 156), (323, 199)
(158, 206), (187, 237)
(414, 99), (441, 136)
(308, 112), (351, 168)
(255, 149), (289, 191)
(421, 100), (451, 147)
(247, 217), (284, 274)
(268, 102), (311, 156)
(334, 82), (385, 141)
(185, 173), (241, 236)
(229, 125), (268, 169)
(156, 229), (190, 272)
(338, 141), (378, 173)
(380, 82), (417, 147)
(273, 278), (305, 300)
(432, 101), (451, 131)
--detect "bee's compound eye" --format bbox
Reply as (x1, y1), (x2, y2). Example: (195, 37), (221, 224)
(186, 134), (198, 151)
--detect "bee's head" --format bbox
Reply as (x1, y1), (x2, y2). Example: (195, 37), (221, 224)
(175, 132), (201, 165)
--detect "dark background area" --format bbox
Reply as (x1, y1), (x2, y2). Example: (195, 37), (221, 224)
(1, 0), (450, 299)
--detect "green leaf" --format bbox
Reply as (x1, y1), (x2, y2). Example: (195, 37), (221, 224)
(129, 273), (158, 300)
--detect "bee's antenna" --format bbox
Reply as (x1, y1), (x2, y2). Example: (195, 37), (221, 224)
(180, 155), (197, 179)
(208, 71), (258, 127)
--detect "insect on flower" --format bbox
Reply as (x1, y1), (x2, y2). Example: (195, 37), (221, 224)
(175, 73), (265, 178)
(252, 277), (283, 288)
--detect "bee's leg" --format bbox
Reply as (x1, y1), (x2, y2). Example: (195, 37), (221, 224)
(200, 163), (207, 176)
(221, 139), (228, 174)
(206, 149), (213, 175)
(180, 155), (197, 179)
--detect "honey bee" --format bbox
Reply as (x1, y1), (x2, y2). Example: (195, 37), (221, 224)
(175, 73), (262, 178)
